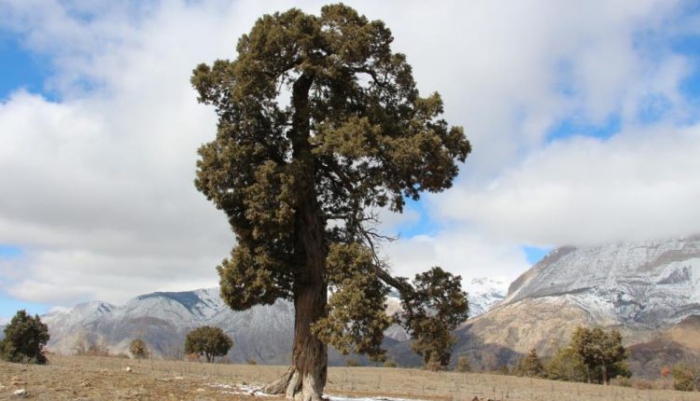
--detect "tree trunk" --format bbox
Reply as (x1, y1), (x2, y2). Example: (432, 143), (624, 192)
(262, 280), (328, 401)
(262, 193), (328, 400)
(262, 71), (328, 401)
(602, 365), (609, 386)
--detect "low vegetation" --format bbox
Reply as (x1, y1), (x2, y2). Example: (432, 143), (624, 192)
(671, 363), (700, 391)
(184, 326), (233, 363)
(73, 335), (110, 357)
(0, 310), (50, 364)
(129, 338), (149, 359)
(504, 327), (630, 385)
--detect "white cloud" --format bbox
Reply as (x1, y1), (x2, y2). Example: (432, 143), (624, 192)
(0, 0), (697, 307)
(438, 123), (700, 246)
(383, 230), (528, 283)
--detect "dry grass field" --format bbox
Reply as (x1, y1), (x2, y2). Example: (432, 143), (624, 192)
(1, 355), (700, 401)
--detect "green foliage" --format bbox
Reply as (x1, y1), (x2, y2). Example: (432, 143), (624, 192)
(192, 1), (469, 362)
(515, 348), (545, 378)
(383, 359), (397, 368)
(570, 327), (630, 385)
(455, 356), (471, 373)
(184, 326), (233, 363)
(672, 363), (699, 391)
(311, 243), (392, 362)
(399, 267), (469, 370)
(191, 5), (469, 397)
(0, 310), (50, 364)
(546, 347), (588, 382)
(129, 338), (149, 359)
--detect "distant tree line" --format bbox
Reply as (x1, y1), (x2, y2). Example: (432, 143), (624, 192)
(509, 327), (631, 385)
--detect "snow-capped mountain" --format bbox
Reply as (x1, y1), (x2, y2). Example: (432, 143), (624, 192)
(505, 235), (700, 327)
(42, 279), (505, 363)
(42, 288), (295, 363)
(456, 235), (700, 374)
(464, 277), (508, 317)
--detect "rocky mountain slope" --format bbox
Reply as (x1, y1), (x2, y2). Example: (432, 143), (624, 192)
(455, 235), (700, 373)
(628, 315), (700, 378)
(42, 278), (506, 364)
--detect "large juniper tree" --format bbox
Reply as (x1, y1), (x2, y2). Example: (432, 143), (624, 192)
(192, 4), (470, 400)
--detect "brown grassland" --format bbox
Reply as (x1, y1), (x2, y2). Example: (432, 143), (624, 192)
(1, 355), (700, 401)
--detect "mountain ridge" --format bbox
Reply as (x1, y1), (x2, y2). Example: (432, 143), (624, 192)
(41, 277), (507, 364)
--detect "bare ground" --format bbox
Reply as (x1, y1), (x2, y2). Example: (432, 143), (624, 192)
(1, 355), (700, 401)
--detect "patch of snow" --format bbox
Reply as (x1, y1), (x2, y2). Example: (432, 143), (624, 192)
(465, 277), (509, 317)
(209, 384), (428, 401)
(328, 397), (427, 401)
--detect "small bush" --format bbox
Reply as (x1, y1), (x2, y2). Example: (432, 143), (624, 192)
(455, 356), (471, 373)
(129, 338), (149, 359)
(383, 360), (397, 368)
(0, 310), (50, 364)
(246, 358), (257, 365)
(632, 379), (658, 390)
(672, 363), (698, 392)
(613, 376), (633, 388)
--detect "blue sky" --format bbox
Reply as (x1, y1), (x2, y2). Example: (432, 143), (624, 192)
(0, 245), (48, 318)
(0, 34), (49, 318)
(0, 34), (50, 100)
(1, 0), (700, 318)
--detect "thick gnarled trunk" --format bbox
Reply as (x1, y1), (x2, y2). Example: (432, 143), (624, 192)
(262, 282), (328, 401)
(262, 71), (328, 401)
(263, 202), (328, 400)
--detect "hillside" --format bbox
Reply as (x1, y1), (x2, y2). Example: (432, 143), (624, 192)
(455, 235), (700, 373)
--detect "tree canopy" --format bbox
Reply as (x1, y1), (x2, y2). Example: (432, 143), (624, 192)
(192, 4), (470, 400)
(184, 326), (233, 363)
(0, 309), (50, 364)
(129, 338), (149, 359)
(515, 348), (545, 378)
(399, 267), (469, 370)
(570, 327), (630, 385)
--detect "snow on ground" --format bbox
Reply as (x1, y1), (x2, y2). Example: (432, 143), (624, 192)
(208, 383), (427, 401)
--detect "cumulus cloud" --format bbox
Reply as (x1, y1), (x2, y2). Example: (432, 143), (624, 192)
(0, 0), (697, 307)
(437, 123), (700, 247)
(383, 231), (529, 283)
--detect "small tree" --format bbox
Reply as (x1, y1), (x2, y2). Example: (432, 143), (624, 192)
(515, 348), (545, 378)
(399, 267), (469, 371)
(570, 327), (630, 385)
(455, 356), (471, 373)
(0, 310), (50, 364)
(129, 338), (149, 359)
(184, 326), (233, 363)
(546, 347), (588, 382)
